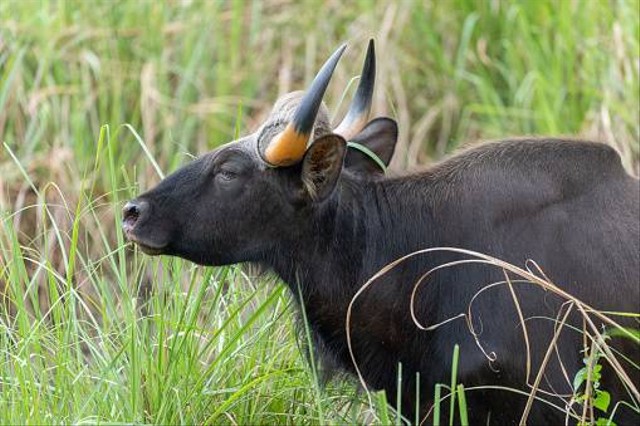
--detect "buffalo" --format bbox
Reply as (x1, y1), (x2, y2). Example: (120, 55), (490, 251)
(123, 41), (639, 424)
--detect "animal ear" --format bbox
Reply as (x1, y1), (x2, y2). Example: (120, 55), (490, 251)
(301, 134), (347, 202)
(344, 117), (397, 175)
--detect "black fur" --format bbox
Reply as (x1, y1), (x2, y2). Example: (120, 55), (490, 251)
(126, 134), (639, 424)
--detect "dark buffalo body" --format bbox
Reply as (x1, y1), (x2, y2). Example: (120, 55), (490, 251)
(124, 42), (640, 425)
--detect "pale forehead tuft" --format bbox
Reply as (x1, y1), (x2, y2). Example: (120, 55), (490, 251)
(268, 91), (332, 138)
(227, 91), (334, 165)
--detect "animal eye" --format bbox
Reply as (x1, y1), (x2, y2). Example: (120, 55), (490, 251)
(217, 169), (237, 182)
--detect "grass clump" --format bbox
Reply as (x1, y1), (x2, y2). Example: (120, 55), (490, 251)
(0, 0), (638, 424)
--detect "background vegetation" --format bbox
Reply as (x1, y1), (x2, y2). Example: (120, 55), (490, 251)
(1, 0), (638, 424)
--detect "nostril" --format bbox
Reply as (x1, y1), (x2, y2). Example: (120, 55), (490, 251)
(123, 201), (145, 232)
(123, 201), (139, 219)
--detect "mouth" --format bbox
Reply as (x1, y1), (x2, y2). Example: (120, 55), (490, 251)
(124, 232), (167, 256)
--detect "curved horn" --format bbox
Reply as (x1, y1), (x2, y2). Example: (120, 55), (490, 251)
(334, 39), (375, 141)
(263, 43), (347, 166)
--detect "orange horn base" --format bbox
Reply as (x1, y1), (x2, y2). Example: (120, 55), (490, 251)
(264, 123), (310, 166)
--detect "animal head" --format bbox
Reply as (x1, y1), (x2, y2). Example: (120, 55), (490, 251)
(123, 40), (398, 265)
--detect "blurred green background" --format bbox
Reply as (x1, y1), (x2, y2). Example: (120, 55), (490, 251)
(0, 0), (638, 424)
(2, 0), (638, 183)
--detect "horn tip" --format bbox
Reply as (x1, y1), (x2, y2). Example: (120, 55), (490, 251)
(365, 39), (375, 65)
(333, 43), (348, 61)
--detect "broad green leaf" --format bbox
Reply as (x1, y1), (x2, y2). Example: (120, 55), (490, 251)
(573, 367), (587, 391)
(593, 390), (611, 412)
(595, 417), (617, 426)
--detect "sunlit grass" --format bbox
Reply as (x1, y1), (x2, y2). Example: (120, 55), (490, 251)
(0, 0), (638, 424)
(1, 124), (390, 424)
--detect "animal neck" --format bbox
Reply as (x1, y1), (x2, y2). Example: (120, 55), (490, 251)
(267, 180), (370, 307)
(265, 174), (438, 333)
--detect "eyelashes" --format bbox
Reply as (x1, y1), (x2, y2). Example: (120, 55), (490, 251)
(216, 169), (237, 182)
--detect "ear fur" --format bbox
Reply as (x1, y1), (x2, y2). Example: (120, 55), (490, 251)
(344, 117), (397, 175)
(301, 134), (347, 202)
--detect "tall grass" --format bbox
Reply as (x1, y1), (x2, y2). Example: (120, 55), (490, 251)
(1, 0), (638, 424)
